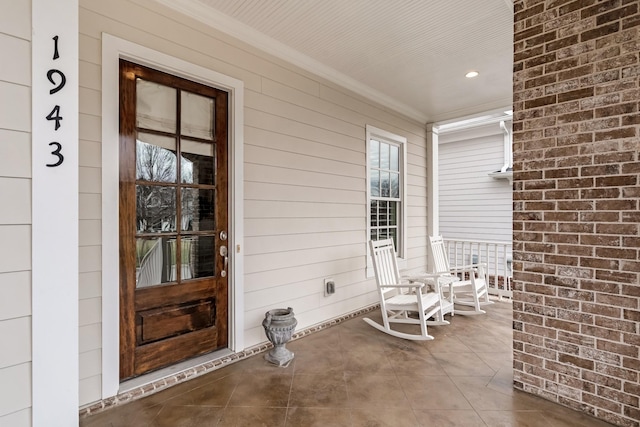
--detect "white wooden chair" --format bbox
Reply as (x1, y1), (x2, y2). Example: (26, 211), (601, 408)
(429, 235), (492, 315)
(364, 239), (449, 341)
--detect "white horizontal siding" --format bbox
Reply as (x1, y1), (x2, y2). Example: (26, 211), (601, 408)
(78, 0), (429, 407)
(439, 129), (512, 243)
(0, 3), (32, 421)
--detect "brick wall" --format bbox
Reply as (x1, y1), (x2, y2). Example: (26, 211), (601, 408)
(512, 1), (640, 426)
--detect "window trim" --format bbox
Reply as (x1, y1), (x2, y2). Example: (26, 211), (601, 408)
(365, 125), (408, 277)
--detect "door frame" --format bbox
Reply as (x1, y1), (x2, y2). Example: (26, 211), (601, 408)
(101, 34), (245, 398)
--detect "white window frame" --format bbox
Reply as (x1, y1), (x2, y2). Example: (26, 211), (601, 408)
(365, 125), (408, 277)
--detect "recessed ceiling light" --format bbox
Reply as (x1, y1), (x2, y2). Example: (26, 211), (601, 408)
(465, 71), (479, 78)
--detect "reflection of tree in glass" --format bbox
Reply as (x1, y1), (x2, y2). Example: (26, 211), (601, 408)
(136, 141), (177, 232)
(136, 140), (176, 182)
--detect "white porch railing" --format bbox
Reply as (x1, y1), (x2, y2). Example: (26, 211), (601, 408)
(442, 238), (513, 299)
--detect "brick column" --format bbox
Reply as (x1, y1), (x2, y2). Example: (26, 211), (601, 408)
(512, 1), (640, 426)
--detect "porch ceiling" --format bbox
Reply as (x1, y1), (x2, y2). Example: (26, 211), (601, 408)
(157, 0), (514, 124)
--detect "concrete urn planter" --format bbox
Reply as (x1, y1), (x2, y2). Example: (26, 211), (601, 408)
(262, 307), (297, 367)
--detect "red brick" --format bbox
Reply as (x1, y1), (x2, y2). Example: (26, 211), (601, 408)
(594, 362), (639, 382)
(581, 22), (621, 42)
(545, 167), (580, 178)
(525, 94), (558, 109)
(559, 354), (595, 370)
(581, 302), (622, 318)
(557, 244), (593, 256)
(596, 4), (639, 26)
(583, 371), (623, 390)
(596, 315), (638, 333)
(596, 269), (638, 283)
(557, 87), (595, 102)
(581, 0), (623, 19)
(561, 0), (598, 16)
(595, 127), (637, 140)
(583, 392), (622, 413)
(595, 293), (639, 309)
(594, 199), (636, 210)
(557, 222), (593, 233)
(582, 324), (623, 341)
(595, 102), (638, 118)
(581, 234), (621, 246)
(557, 200), (594, 210)
(581, 164), (620, 176)
(580, 187), (621, 199)
(596, 223), (638, 235)
(580, 211), (620, 222)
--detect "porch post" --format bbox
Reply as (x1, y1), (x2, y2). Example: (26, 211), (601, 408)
(32, 0), (79, 425)
(426, 123), (439, 238)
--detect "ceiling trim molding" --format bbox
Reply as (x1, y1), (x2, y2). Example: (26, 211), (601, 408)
(153, 0), (428, 123)
(429, 97), (513, 124)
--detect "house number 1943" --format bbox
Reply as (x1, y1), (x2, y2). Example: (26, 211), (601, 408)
(45, 35), (65, 167)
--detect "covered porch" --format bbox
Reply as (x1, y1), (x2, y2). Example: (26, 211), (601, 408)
(80, 301), (613, 426)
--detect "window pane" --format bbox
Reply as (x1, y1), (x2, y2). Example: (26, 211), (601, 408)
(136, 79), (176, 133)
(136, 237), (171, 288)
(379, 200), (388, 226)
(181, 140), (215, 185)
(370, 200), (378, 225)
(136, 185), (176, 233)
(380, 142), (390, 170)
(389, 228), (398, 249)
(381, 171), (390, 197)
(389, 202), (398, 226)
(181, 188), (215, 232)
(369, 139), (379, 168)
(136, 133), (177, 183)
(370, 229), (378, 241)
(390, 145), (399, 171)
(181, 91), (214, 140)
(390, 172), (400, 198)
(370, 170), (380, 197)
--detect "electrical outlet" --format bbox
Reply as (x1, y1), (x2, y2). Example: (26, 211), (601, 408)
(324, 278), (335, 296)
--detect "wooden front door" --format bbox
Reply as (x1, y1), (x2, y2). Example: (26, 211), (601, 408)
(119, 60), (229, 380)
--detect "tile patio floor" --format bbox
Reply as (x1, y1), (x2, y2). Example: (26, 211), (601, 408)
(81, 301), (615, 426)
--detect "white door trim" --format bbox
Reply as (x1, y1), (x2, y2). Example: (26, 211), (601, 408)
(101, 34), (244, 398)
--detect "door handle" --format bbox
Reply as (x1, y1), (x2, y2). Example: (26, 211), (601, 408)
(220, 245), (228, 277)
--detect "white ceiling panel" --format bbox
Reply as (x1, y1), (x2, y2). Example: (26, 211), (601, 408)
(165, 0), (514, 122)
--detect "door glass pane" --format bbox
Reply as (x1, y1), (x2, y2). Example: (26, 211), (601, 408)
(136, 79), (176, 133)
(165, 237), (198, 282)
(181, 140), (215, 185)
(390, 172), (399, 198)
(369, 139), (379, 168)
(181, 91), (214, 140)
(136, 185), (176, 233)
(390, 145), (399, 171)
(136, 237), (171, 288)
(189, 235), (216, 278)
(181, 188), (215, 232)
(136, 133), (177, 182)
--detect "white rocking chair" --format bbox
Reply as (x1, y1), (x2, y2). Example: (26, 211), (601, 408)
(364, 239), (449, 341)
(429, 235), (492, 315)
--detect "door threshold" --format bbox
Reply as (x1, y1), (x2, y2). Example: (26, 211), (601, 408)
(119, 348), (234, 394)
